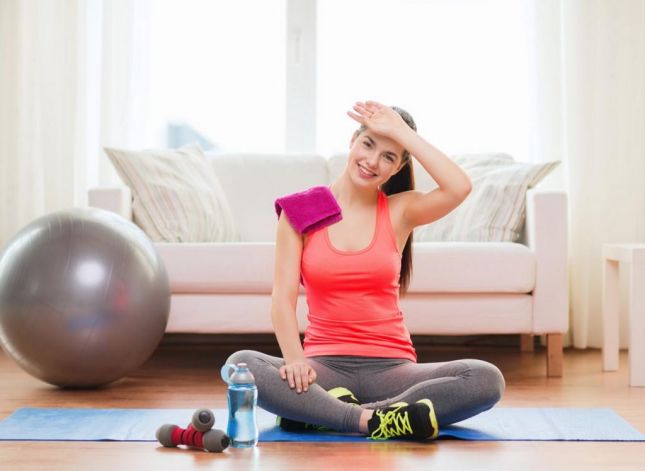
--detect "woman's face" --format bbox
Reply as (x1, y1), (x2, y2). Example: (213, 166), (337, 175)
(348, 130), (406, 188)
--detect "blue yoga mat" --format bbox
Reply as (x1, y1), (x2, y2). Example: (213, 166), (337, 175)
(0, 407), (643, 442)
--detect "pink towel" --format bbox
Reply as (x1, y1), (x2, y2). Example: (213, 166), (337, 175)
(274, 186), (342, 235)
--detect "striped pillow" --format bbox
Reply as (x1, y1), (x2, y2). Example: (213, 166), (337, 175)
(104, 143), (240, 242)
(413, 154), (560, 242)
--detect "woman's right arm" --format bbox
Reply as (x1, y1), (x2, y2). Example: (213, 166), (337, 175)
(271, 212), (317, 393)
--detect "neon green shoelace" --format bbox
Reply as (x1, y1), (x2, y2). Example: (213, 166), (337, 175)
(370, 405), (413, 440)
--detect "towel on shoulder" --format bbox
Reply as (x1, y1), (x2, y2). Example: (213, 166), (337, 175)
(274, 185), (342, 235)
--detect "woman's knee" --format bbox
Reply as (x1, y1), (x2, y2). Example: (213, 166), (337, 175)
(467, 359), (506, 405)
(224, 349), (283, 380)
(225, 349), (263, 368)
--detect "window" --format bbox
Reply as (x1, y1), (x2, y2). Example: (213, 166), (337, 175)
(147, 0), (286, 153)
(145, 0), (529, 160)
(316, 0), (530, 160)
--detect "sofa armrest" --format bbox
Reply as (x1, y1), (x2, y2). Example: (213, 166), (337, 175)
(525, 188), (569, 333)
(88, 186), (133, 221)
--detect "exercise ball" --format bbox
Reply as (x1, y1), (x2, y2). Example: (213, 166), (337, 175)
(0, 208), (170, 388)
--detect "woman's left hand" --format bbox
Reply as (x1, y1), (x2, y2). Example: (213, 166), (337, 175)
(347, 101), (409, 139)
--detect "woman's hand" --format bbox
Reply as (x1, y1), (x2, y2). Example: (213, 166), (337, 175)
(347, 100), (410, 140)
(279, 360), (317, 394)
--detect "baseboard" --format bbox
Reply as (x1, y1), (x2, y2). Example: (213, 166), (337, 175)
(160, 333), (529, 349)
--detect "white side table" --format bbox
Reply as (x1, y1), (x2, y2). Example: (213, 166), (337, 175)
(602, 243), (645, 386)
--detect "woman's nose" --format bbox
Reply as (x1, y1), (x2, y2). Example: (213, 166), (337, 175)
(365, 151), (379, 168)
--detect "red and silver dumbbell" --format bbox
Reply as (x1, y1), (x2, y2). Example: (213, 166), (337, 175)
(190, 408), (216, 432)
(156, 408), (230, 453)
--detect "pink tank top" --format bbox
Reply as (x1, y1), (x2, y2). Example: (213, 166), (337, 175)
(300, 188), (417, 362)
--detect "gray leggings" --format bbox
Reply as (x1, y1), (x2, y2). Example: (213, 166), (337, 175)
(225, 350), (505, 434)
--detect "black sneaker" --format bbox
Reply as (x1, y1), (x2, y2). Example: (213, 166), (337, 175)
(367, 399), (439, 440)
(276, 386), (360, 432)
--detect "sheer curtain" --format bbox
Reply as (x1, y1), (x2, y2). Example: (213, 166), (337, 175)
(0, 0), (150, 246)
(523, 0), (645, 348)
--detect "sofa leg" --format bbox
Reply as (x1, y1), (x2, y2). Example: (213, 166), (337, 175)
(520, 334), (534, 352)
(547, 333), (563, 377)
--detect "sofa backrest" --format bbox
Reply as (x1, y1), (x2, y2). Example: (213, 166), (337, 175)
(210, 152), (444, 242)
(210, 153), (328, 242)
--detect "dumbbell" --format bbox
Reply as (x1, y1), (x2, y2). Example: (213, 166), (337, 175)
(156, 408), (229, 452)
(156, 424), (229, 452)
(190, 408), (216, 432)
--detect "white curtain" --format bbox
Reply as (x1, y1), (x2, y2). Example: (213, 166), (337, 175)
(523, 0), (645, 348)
(0, 0), (150, 246)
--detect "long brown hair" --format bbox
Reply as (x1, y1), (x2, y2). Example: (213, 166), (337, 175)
(355, 106), (417, 296)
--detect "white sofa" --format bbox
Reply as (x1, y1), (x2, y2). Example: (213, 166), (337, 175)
(89, 153), (568, 377)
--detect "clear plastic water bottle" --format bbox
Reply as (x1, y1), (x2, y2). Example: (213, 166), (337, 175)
(220, 362), (258, 447)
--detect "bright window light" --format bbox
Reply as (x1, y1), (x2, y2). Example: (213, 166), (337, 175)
(147, 0), (286, 153)
(316, 0), (530, 161)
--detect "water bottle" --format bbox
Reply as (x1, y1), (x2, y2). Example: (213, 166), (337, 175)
(220, 362), (258, 447)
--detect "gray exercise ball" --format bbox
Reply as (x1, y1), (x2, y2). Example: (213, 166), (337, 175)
(0, 208), (170, 388)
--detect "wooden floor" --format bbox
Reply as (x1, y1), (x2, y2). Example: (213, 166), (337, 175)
(1, 339), (644, 470)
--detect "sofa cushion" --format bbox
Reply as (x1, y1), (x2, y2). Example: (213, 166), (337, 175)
(414, 154), (560, 242)
(208, 153), (328, 242)
(156, 243), (284, 294)
(104, 143), (239, 242)
(407, 242), (535, 293)
(155, 241), (535, 294)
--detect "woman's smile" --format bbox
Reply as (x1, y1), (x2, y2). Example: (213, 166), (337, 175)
(357, 163), (378, 178)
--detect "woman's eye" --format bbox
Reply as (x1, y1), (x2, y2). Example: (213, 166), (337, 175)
(363, 141), (371, 147)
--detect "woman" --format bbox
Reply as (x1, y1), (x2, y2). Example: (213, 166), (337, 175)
(226, 101), (505, 440)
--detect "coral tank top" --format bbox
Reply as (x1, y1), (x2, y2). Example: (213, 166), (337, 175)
(300, 188), (417, 362)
